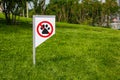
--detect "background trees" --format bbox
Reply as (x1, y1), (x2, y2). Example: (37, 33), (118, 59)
(44, 0), (119, 27)
(32, 0), (46, 15)
(0, 0), (120, 26)
(0, 0), (31, 24)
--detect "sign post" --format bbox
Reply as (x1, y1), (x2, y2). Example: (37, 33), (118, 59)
(33, 15), (55, 65)
(33, 16), (36, 65)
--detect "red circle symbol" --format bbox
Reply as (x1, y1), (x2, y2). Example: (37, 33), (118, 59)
(37, 21), (53, 38)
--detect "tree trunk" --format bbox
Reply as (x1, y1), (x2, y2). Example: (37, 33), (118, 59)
(5, 12), (11, 24)
(26, 1), (29, 18)
(23, 9), (25, 17)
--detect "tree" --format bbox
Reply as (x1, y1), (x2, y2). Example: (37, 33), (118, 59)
(1, 0), (31, 24)
(32, 0), (46, 15)
(104, 0), (119, 26)
(33, 0), (120, 27)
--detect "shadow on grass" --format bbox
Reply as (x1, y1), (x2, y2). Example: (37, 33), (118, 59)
(0, 19), (32, 28)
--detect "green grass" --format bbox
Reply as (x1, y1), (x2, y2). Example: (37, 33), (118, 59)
(0, 13), (32, 24)
(0, 16), (120, 80)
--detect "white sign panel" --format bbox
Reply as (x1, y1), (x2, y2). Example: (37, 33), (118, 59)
(33, 15), (55, 48)
(33, 15), (55, 65)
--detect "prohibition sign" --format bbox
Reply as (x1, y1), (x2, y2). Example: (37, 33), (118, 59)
(37, 21), (53, 38)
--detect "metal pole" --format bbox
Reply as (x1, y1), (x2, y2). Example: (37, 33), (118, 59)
(33, 41), (36, 65)
(33, 16), (36, 65)
(33, 47), (36, 65)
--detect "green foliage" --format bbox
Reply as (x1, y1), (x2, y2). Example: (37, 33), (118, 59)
(0, 17), (120, 80)
(32, 0), (46, 15)
(82, 18), (93, 25)
(0, 0), (31, 24)
(29, 9), (36, 18)
(44, 0), (120, 27)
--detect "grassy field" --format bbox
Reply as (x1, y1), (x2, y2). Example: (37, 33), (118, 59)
(0, 16), (120, 80)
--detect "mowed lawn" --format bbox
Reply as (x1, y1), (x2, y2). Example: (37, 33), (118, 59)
(0, 18), (120, 80)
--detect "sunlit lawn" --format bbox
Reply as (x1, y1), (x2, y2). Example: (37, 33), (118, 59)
(0, 17), (120, 80)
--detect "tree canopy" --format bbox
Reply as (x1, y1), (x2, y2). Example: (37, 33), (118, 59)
(1, 0), (31, 24)
(0, 0), (120, 26)
(44, 0), (120, 26)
